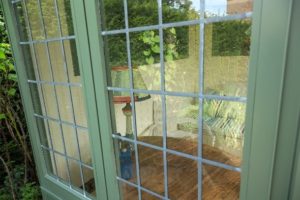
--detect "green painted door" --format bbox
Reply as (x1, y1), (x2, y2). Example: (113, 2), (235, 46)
(2, 0), (299, 199)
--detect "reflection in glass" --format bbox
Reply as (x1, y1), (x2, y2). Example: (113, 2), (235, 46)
(168, 153), (198, 199)
(113, 139), (137, 184)
(202, 164), (240, 200)
(203, 100), (245, 166)
(162, 0), (200, 23)
(138, 145), (164, 195)
(128, 0), (158, 27)
(136, 94), (163, 147)
(166, 96), (199, 156)
(41, 0), (60, 38)
(100, 0), (125, 31)
(204, 20), (251, 97)
(103, 34), (129, 88)
(119, 181), (139, 200)
(142, 191), (161, 200)
(205, 0), (253, 17)
(25, 0), (44, 40)
(164, 26), (199, 93)
(130, 30), (161, 90)
(51, 153), (69, 183)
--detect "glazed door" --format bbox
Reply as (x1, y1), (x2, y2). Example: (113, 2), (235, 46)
(91, 0), (252, 199)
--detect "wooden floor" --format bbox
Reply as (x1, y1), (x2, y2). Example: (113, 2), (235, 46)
(121, 136), (241, 200)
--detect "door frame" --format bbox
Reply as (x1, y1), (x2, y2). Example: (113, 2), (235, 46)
(2, 0), (300, 199)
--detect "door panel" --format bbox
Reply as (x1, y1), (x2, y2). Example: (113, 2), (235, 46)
(3, 0), (99, 198)
(98, 0), (253, 199)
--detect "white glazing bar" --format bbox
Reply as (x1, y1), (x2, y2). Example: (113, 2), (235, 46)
(123, 0), (142, 199)
(28, 80), (82, 87)
(19, 35), (75, 45)
(20, 0), (60, 178)
(107, 87), (247, 103)
(34, 113), (88, 131)
(101, 12), (252, 36)
(112, 134), (241, 172)
(157, 0), (168, 198)
(198, 0), (205, 199)
(41, 145), (93, 170)
(117, 177), (168, 200)
(36, 0), (73, 184)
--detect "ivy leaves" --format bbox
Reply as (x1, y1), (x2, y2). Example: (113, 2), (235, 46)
(140, 28), (179, 65)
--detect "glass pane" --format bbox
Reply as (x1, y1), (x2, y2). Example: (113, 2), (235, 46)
(166, 96), (199, 156)
(33, 43), (52, 81)
(77, 129), (93, 165)
(162, 0), (200, 23)
(63, 40), (81, 83)
(205, 0), (253, 17)
(164, 26), (199, 93)
(82, 167), (96, 196)
(113, 138), (137, 184)
(70, 86), (88, 127)
(138, 145), (164, 195)
(119, 181), (139, 200)
(141, 191), (161, 200)
(68, 159), (83, 188)
(54, 152), (70, 183)
(131, 30), (161, 91)
(57, 0), (75, 37)
(202, 164), (240, 200)
(203, 100), (245, 166)
(168, 153), (198, 199)
(29, 83), (58, 119)
(25, 0), (44, 40)
(136, 94), (163, 147)
(40, 0), (60, 38)
(204, 20), (251, 97)
(128, 0), (158, 27)
(103, 34), (129, 88)
(100, 0), (125, 31)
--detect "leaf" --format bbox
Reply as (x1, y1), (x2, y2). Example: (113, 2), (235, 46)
(169, 28), (176, 35)
(151, 35), (160, 43)
(151, 45), (160, 53)
(8, 88), (16, 96)
(165, 54), (173, 62)
(143, 50), (151, 56)
(0, 50), (5, 59)
(8, 63), (14, 71)
(0, 113), (6, 120)
(142, 37), (151, 44)
(167, 44), (175, 49)
(146, 56), (154, 64)
(8, 73), (17, 81)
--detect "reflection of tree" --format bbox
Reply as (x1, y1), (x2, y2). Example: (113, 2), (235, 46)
(22, 0), (79, 76)
(103, 0), (192, 67)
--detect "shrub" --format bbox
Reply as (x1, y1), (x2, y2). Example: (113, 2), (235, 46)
(0, 7), (41, 200)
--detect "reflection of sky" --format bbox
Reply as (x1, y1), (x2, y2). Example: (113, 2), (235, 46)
(190, 0), (227, 15)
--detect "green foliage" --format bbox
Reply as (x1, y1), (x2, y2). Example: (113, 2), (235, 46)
(0, 7), (41, 200)
(140, 28), (179, 65)
(20, 183), (41, 200)
(212, 20), (251, 56)
(103, 0), (190, 67)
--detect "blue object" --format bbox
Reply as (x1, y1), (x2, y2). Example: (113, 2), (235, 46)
(120, 148), (133, 180)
